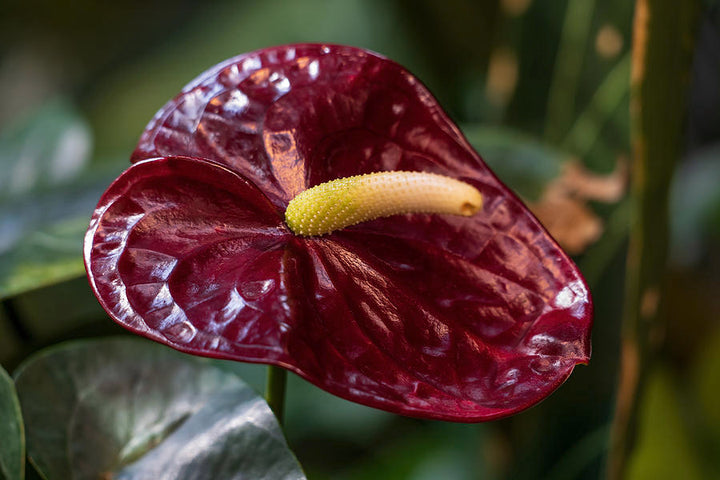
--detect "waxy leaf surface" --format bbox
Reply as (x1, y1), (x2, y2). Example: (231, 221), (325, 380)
(86, 44), (592, 421)
(14, 337), (304, 480)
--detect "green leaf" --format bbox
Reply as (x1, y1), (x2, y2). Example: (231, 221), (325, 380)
(0, 100), (123, 299)
(0, 100), (91, 201)
(0, 177), (119, 299)
(462, 125), (566, 201)
(14, 337), (305, 480)
(0, 365), (24, 480)
(0, 211), (90, 300)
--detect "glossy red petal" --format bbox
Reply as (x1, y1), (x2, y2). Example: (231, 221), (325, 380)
(312, 220), (590, 420)
(132, 44), (479, 206)
(87, 44), (594, 421)
(85, 157), (293, 359)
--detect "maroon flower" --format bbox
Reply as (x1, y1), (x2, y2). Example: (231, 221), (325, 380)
(85, 44), (592, 421)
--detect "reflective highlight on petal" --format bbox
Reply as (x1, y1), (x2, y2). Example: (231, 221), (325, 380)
(86, 45), (593, 422)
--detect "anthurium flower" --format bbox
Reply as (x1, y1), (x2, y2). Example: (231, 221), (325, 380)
(85, 44), (592, 422)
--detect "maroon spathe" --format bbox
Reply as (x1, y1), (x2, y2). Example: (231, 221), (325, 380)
(85, 44), (592, 421)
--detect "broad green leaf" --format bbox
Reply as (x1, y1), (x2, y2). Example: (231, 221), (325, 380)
(0, 176), (119, 299)
(462, 125), (566, 201)
(14, 337), (305, 480)
(0, 213), (89, 300)
(0, 100), (119, 299)
(0, 100), (91, 200)
(0, 365), (24, 480)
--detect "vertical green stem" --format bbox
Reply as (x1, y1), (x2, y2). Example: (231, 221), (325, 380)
(544, 0), (597, 144)
(265, 365), (287, 426)
(561, 53), (631, 157)
(607, 1), (699, 478)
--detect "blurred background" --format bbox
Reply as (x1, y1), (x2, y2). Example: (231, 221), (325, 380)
(1, 0), (719, 478)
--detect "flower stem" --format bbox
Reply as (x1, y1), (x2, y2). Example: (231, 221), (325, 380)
(606, 0), (699, 478)
(265, 365), (287, 425)
(544, 0), (597, 144)
(561, 53), (631, 157)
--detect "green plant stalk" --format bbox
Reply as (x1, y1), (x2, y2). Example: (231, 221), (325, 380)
(562, 53), (631, 158)
(607, 1), (699, 478)
(544, 0), (597, 144)
(265, 365), (287, 426)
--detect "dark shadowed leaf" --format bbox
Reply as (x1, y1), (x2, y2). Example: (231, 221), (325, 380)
(0, 365), (24, 480)
(14, 337), (304, 480)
